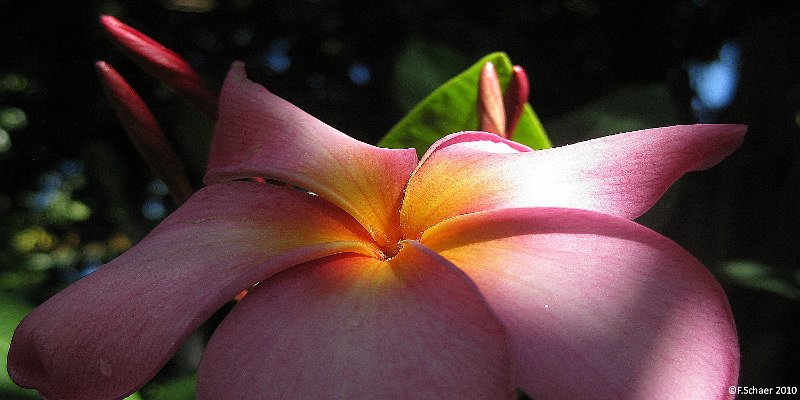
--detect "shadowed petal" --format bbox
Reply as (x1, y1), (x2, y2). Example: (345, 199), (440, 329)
(197, 244), (511, 399)
(401, 125), (745, 237)
(205, 62), (418, 250)
(7, 182), (377, 400)
(421, 207), (739, 399)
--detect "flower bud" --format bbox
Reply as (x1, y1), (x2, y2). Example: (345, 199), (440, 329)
(477, 62), (507, 137)
(100, 15), (217, 117)
(503, 65), (529, 139)
(96, 61), (194, 205)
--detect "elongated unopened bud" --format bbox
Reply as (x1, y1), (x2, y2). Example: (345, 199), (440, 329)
(477, 62), (507, 137)
(503, 65), (529, 139)
(96, 61), (194, 205)
(99, 15), (217, 117)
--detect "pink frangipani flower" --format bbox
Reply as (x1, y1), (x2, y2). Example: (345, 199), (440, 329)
(8, 61), (743, 399)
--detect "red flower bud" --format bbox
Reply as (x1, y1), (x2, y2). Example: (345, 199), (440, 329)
(99, 15), (217, 117)
(503, 65), (529, 139)
(477, 62), (507, 137)
(96, 61), (194, 205)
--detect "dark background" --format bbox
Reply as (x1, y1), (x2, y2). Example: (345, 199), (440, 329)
(1, 0), (798, 398)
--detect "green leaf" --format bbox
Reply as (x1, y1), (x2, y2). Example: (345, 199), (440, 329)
(143, 374), (196, 400)
(514, 104), (551, 150)
(0, 295), (38, 399)
(379, 52), (551, 155)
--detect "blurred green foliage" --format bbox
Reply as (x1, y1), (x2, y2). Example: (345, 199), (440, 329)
(390, 37), (470, 113)
(543, 83), (681, 145)
(722, 261), (800, 301)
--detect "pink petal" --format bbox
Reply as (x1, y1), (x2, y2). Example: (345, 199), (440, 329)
(205, 62), (418, 251)
(421, 207), (739, 399)
(196, 244), (511, 399)
(7, 182), (377, 400)
(401, 125), (745, 237)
